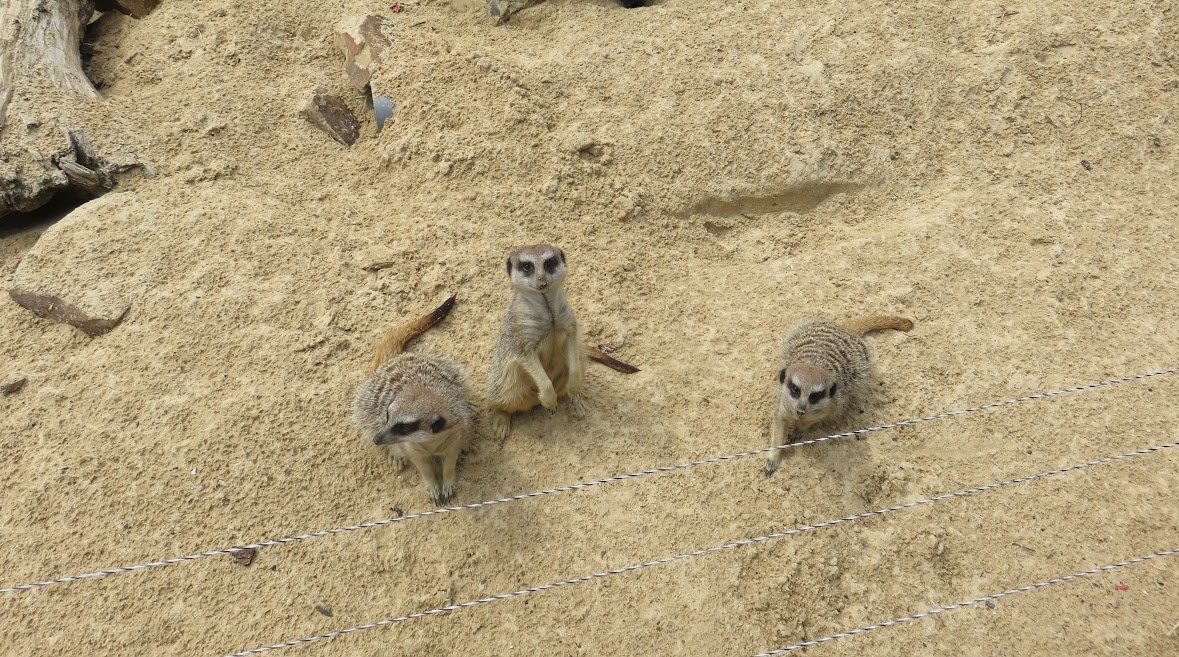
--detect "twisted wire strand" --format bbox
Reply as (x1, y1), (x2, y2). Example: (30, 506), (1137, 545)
(218, 439), (1179, 656)
(752, 546), (1179, 655)
(2, 367), (1175, 596)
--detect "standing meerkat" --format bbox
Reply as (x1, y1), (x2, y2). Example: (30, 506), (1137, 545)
(487, 244), (588, 439)
(352, 296), (475, 505)
(764, 314), (913, 475)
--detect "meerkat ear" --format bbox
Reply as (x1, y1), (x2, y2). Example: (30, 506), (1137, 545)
(778, 369), (786, 384)
(558, 249), (566, 264)
(506, 258), (513, 275)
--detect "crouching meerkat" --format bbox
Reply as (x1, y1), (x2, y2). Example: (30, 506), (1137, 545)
(764, 314), (913, 475)
(352, 296), (475, 505)
(487, 244), (588, 439)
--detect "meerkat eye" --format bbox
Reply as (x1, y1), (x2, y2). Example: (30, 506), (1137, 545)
(430, 417), (447, 433)
(808, 391), (824, 404)
(788, 383), (800, 398)
(778, 369), (786, 384)
(520, 262), (534, 275)
(829, 383), (837, 397)
(393, 421), (419, 436)
(543, 256), (559, 274)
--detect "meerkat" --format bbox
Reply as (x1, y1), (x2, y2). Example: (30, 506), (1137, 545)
(763, 314), (913, 475)
(352, 296), (475, 505)
(487, 244), (588, 439)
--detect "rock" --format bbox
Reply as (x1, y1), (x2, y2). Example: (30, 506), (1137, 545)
(301, 89), (360, 146)
(8, 291), (128, 336)
(334, 15), (394, 92)
(9, 193), (140, 336)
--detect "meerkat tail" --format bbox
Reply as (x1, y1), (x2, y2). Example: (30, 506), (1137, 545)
(841, 315), (914, 337)
(370, 295), (457, 371)
(586, 345), (641, 374)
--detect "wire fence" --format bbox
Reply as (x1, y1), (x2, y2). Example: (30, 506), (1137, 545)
(3, 366), (1174, 596)
(218, 438), (1179, 657)
(751, 546), (1179, 655)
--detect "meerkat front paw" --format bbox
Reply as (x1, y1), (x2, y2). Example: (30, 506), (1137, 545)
(538, 385), (558, 410)
(569, 393), (587, 418)
(430, 483), (455, 506)
(390, 453), (408, 472)
(490, 411), (512, 440)
(763, 457), (779, 476)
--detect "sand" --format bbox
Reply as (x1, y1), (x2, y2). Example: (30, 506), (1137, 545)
(1, 0), (1178, 655)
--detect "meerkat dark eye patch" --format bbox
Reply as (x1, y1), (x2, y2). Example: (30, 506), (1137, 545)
(788, 383), (801, 398)
(392, 421), (419, 436)
(829, 383), (837, 397)
(430, 417), (447, 433)
(543, 256), (559, 274)
(778, 369), (786, 384)
(808, 391), (824, 404)
(520, 261), (534, 275)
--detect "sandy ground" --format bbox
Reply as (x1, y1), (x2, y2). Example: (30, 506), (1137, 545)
(2, 0), (1178, 655)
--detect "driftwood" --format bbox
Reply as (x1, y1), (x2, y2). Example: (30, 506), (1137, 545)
(0, 0), (155, 222)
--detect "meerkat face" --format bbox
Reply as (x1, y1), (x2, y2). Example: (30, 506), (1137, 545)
(373, 390), (459, 446)
(779, 363), (839, 422)
(506, 244), (567, 294)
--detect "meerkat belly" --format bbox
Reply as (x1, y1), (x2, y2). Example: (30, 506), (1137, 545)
(539, 330), (571, 389)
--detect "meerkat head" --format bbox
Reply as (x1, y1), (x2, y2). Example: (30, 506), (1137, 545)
(505, 244), (567, 294)
(779, 363), (839, 422)
(372, 387), (458, 446)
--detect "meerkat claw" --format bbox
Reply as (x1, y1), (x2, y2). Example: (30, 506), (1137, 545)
(431, 484), (455, 506)
(570, 393), (587, 418)
(490, 411), (511, 440)
(763, 458), (779, 476)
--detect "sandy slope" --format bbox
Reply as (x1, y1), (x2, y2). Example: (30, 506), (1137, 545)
(1, 0), (1177, 655)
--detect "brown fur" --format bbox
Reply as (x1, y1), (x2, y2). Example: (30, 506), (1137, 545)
(764, 315), (913, 475)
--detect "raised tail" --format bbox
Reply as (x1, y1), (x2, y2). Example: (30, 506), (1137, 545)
(842, 314), (914, 337)
(370, 295), (457, 371)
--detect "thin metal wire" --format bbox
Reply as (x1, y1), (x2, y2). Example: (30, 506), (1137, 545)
(2, 366), (1175, 596)
(218, 439), (1179, 657)
(751, 546), (1179, 655)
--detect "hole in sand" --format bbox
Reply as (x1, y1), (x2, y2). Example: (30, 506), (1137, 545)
(0, 194), (87, 242)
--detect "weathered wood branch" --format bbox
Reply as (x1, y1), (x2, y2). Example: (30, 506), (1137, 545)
(0, 0), (155, 222)
(0, 0), (101, 103)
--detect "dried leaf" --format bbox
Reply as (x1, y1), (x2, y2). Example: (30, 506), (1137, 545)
(2, 378), (28, 395)
(230, 547), (257, 567)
